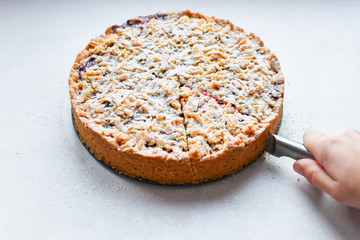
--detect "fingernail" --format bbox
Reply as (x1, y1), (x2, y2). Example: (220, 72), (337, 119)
(294, 164), (303, 175)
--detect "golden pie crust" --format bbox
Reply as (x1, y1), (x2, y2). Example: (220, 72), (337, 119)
(68, 10), (284, 184)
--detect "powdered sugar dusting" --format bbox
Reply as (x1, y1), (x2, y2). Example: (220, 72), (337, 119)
(71, 12), (284, 160)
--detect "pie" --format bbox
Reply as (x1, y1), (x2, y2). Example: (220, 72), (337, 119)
(68, 10), (284, 184)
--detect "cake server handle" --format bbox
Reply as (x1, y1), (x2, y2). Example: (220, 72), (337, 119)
(265, 133), (315, 160)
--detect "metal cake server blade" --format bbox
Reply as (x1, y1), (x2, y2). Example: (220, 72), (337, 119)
(265, 133), (315, 160)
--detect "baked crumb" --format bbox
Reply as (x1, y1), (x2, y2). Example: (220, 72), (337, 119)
(69, 11), (284, 183)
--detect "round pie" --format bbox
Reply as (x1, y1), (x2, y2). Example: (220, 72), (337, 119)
(68, 10), (284, 184)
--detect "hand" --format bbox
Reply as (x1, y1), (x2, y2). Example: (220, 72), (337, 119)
(293, 129), (360, 209)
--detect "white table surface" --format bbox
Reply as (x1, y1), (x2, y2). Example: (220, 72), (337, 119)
(1, 0), (360, 239)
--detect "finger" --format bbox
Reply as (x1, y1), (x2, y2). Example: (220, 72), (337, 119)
(303, 130), (328, 164)
(341, 129), (360, 142)
(294, 159), (336, 195)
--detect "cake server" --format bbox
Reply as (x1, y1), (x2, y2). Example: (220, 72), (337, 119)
(265, 133), (314, 160)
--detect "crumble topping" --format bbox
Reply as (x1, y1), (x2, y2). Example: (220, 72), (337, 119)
(70, 11), (284, 161)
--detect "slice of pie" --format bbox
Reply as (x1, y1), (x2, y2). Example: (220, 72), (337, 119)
(68, 10), (284, 184)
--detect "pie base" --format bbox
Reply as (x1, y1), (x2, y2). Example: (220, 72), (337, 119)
(69, 10), (284, 184)
(72, 106), (282, 184)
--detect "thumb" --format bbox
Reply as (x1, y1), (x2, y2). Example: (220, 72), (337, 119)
(294, 159), (336, 195)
